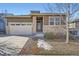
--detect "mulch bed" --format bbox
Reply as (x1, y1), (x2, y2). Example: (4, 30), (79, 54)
(19, 39), (41, 55)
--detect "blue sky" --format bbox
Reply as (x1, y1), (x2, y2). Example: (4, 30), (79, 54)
(0, 3), (79, 19)
(0, 3), (47, 15)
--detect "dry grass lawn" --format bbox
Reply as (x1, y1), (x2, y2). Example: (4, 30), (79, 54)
(35, 39), (79, 55)
(19, 38), (79, 55)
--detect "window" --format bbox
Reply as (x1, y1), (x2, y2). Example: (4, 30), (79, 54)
(11, 24), (15, 25)
(49, 17), (61, 25)
(61, 18), (66, 25)
(55, 17), (61, 25)
(16, 24), (20, 25)
(49, 18), (54, 25)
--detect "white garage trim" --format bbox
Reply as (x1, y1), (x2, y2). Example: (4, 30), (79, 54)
(8, 22), (33, 35)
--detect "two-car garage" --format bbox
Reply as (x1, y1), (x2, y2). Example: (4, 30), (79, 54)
(8, 22), (32, 35)
(6, 16), (33, 35)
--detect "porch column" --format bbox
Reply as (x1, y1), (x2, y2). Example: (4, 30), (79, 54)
(32, 16), (36, 33)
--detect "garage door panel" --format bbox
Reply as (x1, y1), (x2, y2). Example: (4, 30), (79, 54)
(9, 22), (32, 35)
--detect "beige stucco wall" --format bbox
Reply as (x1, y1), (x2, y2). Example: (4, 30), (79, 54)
(43, 25), (66, 34)
(6, 26), (10, 34)
(4, 18), (9, 35)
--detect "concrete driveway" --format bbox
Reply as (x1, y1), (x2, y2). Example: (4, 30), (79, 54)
(0, 35), (29, 55)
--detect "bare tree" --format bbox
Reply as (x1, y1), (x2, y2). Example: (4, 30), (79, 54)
(44, 3), (79, 43)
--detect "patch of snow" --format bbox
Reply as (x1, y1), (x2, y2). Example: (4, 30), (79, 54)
(37, 39), (52, 50)
(35, 33), (44, 37)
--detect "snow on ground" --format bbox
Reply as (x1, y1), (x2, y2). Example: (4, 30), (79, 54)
(0, 35), (52, 55)
(37, 39), (52, 50)
(0, 36), (29, 55)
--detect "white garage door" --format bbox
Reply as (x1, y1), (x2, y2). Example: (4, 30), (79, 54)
(9, 22), (32, 35)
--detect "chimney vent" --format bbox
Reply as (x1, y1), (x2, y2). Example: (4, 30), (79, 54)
(31, 11), (40, 14)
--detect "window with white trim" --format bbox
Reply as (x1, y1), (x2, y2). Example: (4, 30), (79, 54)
(49, 17), (61, 25)
(49, 17), (54, 25)
(55, 17), (61, 25)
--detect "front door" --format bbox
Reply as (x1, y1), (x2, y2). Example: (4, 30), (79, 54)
(36, 17), (43, 32)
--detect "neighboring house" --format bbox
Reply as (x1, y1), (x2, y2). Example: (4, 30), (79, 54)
(5, 11), (67, 35)
(0, 18), (5, 33)
(69, 19), (79, 37)
(0, 13), (13, 33)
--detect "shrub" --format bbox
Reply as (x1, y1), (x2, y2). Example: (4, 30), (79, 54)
(44, 32), (66, 39)
(44, 32), (76, 40)
(44, 32), (54, 39)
